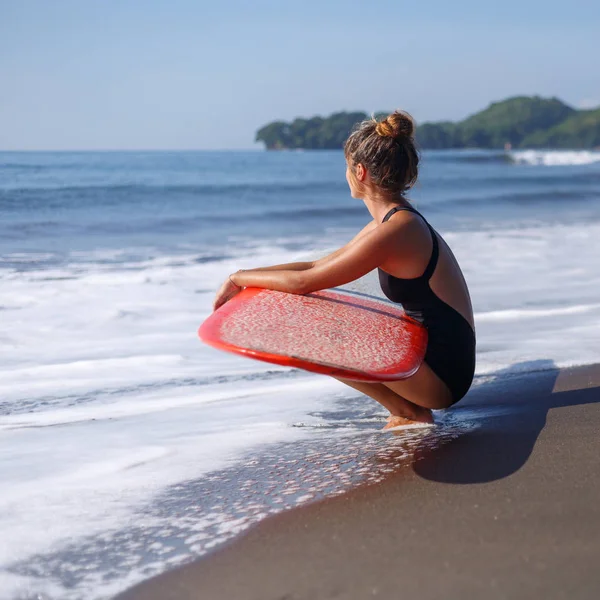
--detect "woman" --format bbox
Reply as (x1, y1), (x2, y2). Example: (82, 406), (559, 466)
(213, 111), (476, 429)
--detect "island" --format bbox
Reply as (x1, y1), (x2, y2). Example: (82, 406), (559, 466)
(255, 96), (600, 150)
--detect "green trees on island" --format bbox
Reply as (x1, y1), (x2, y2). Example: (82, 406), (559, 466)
(256, 96), (600, 150)
(522, 107), (600, 149)
(255, 112), (369, 150)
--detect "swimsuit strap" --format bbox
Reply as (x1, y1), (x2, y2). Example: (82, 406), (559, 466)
(382, 205), (439, 281)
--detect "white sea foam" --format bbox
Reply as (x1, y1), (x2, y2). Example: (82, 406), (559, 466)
(445, 221), (600, 374)
(475, 303), (600, 322)
(511, 149), (600, 166)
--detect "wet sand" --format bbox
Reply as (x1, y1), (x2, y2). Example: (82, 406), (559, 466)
(117, 363), (600, 600)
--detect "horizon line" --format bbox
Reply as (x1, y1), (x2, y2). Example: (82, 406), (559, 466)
(0, 147), (265, 153)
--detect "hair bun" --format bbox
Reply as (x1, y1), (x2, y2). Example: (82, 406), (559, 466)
(375, 111), (415, 139)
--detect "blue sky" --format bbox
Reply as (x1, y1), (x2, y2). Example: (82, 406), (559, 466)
(1, 0), (599, 150)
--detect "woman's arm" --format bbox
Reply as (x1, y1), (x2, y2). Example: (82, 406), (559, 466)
(243, 261), (314, 272)
(242, 220), (377, 273)
(230, 219), (403, 295)
(212, 220), (380, 310)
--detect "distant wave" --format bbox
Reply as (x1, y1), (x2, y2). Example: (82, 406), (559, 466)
(425, 170), (600, 193)
(425, 151), (511, 164)
(1, 181), (345, 195)
(476, 303), (600, 323)
(0, 180), (346, 205)
(0, 163), (45, 171)
(83, 205), (368, 233)
(510, 150), (600, 166)
(251, 205), (366, 221)
(426, 149), (600, 167)
(0, 160), (88, 171)
(444, 187), (598, 210)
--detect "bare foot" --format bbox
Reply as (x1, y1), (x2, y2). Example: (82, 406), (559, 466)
(383, 410), (434, 431)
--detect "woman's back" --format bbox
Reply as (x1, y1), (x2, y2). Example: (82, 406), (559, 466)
(378, 206), (474, 331)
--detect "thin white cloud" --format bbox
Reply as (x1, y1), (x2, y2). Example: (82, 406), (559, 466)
(577, 98), (600, 109)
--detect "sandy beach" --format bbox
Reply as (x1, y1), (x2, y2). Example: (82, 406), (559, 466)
(116, 363), (600, 600)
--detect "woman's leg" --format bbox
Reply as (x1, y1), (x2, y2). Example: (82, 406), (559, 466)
(334, 378), (434, 426)
(335, 362), (454, 428)
(383, 361), (454, 410)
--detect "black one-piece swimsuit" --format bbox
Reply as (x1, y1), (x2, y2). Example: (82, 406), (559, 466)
(378, 205), (476, 403)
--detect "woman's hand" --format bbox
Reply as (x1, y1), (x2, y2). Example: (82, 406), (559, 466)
(213, 276), (242, 311)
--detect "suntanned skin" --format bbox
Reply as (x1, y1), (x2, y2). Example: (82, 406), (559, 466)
(213, 162), (474, 427)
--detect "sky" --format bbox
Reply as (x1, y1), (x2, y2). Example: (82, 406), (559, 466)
(1, 0), (599, 150)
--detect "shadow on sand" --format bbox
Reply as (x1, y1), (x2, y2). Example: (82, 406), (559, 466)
(411, 359), (600, 484)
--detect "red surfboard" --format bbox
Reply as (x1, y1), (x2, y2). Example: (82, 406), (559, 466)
(198, 288), (427, 382)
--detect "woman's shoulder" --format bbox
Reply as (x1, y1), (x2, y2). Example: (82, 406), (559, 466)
(382, 207), (432, 239)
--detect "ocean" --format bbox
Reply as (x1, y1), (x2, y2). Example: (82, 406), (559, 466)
(1, 148), (600, 599)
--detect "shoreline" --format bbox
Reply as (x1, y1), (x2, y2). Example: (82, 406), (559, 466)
(117, 362), (600, 599)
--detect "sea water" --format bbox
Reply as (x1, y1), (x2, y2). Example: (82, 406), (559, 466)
(1, 149), (600, 599)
